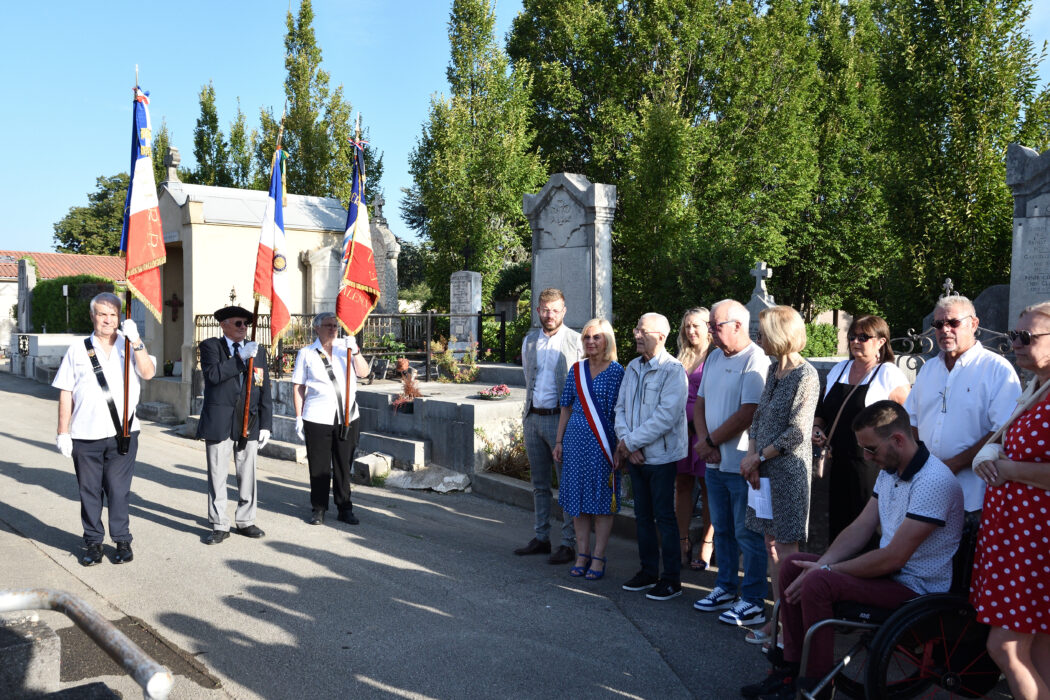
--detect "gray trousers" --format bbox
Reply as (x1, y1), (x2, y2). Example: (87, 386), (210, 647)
(205, 438), (258, 530)
(523, 412), (575, 547)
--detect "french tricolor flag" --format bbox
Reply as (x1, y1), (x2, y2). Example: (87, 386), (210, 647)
(120, 86), (165, 319)
(253, 148), (291, 343)
(336, 141), (380, 334)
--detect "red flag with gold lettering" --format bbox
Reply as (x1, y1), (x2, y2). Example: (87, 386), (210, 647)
(336, 141), (379, 334)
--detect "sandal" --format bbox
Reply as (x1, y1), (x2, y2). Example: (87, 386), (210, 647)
(689, 557), (709, 571)
(570, 553), (592, 577)
(745, 628), (772, 645)
(584, 556), (607, 580)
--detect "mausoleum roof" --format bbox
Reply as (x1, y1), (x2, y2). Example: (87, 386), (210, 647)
(161, 182), (347, 232)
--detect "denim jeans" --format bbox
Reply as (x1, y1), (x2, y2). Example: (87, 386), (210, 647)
(705, 468), (768, 604)
(628, 461), (680, 582)
(523, 412), (575, 547)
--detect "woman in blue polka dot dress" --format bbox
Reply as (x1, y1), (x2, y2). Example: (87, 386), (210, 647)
(553, 318), (624, 580)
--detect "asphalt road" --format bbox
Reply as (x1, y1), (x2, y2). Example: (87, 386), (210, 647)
(0, 370), (782, 699)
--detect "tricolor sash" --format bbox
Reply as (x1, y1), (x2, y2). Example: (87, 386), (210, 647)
(574, 360), (614, 466)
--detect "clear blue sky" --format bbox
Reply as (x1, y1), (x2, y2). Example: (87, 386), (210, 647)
(0, 0), (1047, 254)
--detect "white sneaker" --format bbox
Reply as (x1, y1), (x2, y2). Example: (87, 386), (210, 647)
(718, 599), (766, 626)
(693, 586), (736, 612)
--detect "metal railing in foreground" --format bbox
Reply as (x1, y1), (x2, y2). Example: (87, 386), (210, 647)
(0, 588), (174, 700)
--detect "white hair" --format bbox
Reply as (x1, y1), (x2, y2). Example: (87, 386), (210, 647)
(312, 311), (337, 331)
(711, 299), (749, 326)
(639, 312), (671, 336)
(934, 295), (975, 317)
(90, 292), (121, 316)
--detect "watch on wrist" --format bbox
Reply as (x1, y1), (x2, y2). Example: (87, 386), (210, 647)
(705, 435), (716, 449)
(820, 564), (832, 572)
(133, 342), (145, 351)
(758, 452), (767, 463)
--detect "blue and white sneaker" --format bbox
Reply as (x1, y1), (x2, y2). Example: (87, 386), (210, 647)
(693, 585), (736, 612)
(718, 599), (767, 626)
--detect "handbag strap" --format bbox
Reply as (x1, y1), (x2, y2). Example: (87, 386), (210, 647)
(824, 361), (881, 445)
(984, 377), (1050, 448)
(316, 348), (349, 425)
(84, 337), (131, 437)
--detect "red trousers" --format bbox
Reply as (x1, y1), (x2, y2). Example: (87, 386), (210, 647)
(779, 552), (918, 678)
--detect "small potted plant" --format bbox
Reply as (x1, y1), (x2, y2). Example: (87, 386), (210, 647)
(477, 383), (511, 400)
(392, 358), (423, 414)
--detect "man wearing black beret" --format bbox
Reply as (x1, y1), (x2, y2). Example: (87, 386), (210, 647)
(197, 305), (273, 544)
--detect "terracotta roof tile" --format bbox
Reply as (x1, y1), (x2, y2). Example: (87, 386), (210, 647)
(0, 250), (126, 282)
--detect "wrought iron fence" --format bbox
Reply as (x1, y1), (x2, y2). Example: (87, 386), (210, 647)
(193, 311), (508, 380)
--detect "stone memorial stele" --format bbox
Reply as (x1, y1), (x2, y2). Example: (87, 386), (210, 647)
(523, 173), (615, 330)
(450, 270), (482, 357)
(745, 261), (776, 341)
(1006, 143), (1050, 321)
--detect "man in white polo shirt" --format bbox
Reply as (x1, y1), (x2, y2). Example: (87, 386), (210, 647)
(741, 401), (963, 700)
(53, 292), (156, 567)
(905, 295), (1020, 522)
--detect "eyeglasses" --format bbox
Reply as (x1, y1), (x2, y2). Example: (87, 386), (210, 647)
(582, 334), (604, 341)
(931, 315), (972, 330)
(708, 320), (736, 331)
(228, 320), (249, 328)
(859, 436), (892, 459)
(847, 333), (874, 343)
(1008, 330), (1050, 346)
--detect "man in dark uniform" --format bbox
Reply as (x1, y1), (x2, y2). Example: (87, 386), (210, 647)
(197, 305), (272, 544)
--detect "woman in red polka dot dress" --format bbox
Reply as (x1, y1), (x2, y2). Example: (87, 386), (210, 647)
(971, 302), (1050, 699)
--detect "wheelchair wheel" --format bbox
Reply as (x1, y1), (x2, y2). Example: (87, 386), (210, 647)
(865, 594), (1001, 699)
(830, 631), (874, 699)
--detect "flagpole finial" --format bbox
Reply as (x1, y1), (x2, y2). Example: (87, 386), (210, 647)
(135, 64), (139, 88)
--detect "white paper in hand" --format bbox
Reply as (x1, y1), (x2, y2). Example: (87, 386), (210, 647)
(747, 477), (774, 520)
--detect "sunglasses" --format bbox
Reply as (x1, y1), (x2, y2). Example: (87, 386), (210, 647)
(847, 333), (875, 343)
(1008, 330), (1050, 346)
(931, 315), (972, 330)
(228, 319), (249, 328)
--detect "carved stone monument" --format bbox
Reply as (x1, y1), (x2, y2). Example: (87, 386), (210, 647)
(523, 174), (615, 330)
(17, 258), (36, 332)
(745, 261), (776, 340)
(301, 247), (342, 314)
(1006, 143), (1050, 321)
(450, 271), (482, 357)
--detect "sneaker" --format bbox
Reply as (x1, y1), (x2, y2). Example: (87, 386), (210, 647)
(740, 665), (796, 699)
(645, 579), (682, 601)
(621, 571), (660, 591)
(719, 599), (767, 627)
(693, 585), (736, 612)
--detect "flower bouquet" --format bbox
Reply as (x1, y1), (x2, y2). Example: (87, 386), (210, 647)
(477, 384), (511, 400)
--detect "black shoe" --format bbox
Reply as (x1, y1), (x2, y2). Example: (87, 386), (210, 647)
(113, 541), (133, 564)
(309, 510), (325, 525)
(235, 525), (265, 538)
(514, 538), (551, 556)
(621, 571), (660, 591)
(548, 545), (575, 565)
(645, 579), (682, 601)
(205, 530), (230, 545)
(80, 544), (103, 567)
(740, 665), (797, 698)
(337, 509), (359, 525)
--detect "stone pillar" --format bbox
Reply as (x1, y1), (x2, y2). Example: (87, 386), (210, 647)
(450, 271), (482, 357)
(17, 258), (36, 332)
(300, 246), (342, 315)
(745, 261), (776, 341)
(523, 173), (615, 330)
(1006, 143), (1050, 321)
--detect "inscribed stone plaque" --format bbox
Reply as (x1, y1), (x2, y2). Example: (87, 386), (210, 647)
(524, 174), (615, 330)
(449, 271), (482, 357)
(1007, 144), (1050, 321)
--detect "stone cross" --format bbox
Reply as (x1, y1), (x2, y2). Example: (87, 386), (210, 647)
(940, 278), (957, 298)
(750, 261), (772, 298)
(165, 292), (184, 322)
(164, 146), (181, 183)
(228, 286), (237, 304)
(372, 193), (386, 224)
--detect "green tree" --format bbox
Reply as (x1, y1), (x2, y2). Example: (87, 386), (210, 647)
(189, 81), (232, 186)
(228, 98), (259, 188)
(409, 0), (546, 308)
(152, 118), (171, 185)
(257, 0), (383, 204)
(878, 0), (1050, 329)
(52, 173), (129, 255)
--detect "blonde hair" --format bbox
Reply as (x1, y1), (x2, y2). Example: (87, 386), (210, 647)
(677, 307), (711, 371)
(581, 318), (617, 362)
(759, 306), (807, 358)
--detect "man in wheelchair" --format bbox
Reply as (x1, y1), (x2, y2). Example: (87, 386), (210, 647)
(741, 401), (964, 699)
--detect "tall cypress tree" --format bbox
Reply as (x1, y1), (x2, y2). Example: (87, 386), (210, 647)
(190, 81), (232, 187)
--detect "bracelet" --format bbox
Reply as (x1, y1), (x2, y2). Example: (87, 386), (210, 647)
(705, 435), (716, 449)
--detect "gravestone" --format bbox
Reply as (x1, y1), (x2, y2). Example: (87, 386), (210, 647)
(17, 259), (36, 332)
(745, 261), (776, 340)
(523, 173), (615, 330)
(1006, 143), (1050, 320)
(450, 271), (482, 357)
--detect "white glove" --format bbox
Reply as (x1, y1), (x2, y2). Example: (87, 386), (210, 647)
(121, 319), (140, 344)
(258, 429), (271, 449)
(295, 417), (305, 441)
(56, 434), (73, 458)
(239, 341), (259, 361)
(344, 335), (359, 354)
